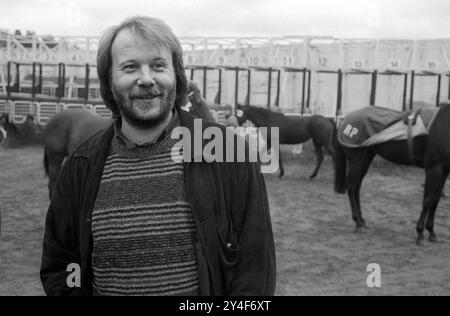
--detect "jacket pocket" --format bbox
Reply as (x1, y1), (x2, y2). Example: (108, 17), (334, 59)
(217, 225), (239, 292)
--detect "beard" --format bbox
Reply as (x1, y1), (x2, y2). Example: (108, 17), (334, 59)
(112, 84), (176, 130)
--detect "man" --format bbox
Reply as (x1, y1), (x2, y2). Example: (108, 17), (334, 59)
(40, 16), (276, 296)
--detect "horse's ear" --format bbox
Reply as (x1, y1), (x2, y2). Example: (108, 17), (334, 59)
(189, 81), (199, 91)
(213, 90), (220, 105)
(244, 93), (249, 106)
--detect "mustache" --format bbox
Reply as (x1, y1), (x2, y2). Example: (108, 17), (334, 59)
(129, 88), (163, 99)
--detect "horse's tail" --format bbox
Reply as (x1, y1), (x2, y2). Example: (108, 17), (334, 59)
(331, 119), (347, 194)
(43, 147), (49, 177)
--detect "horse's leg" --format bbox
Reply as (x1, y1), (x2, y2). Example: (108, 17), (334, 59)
(309, 140), (324, 180)
(417, 165), (449, 243)
(426, 167), (449, 242)
(427, 167), (449, 241)
(345, 148), (375, 232)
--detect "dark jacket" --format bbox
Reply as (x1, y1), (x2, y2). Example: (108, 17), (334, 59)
(40, 109), (276, 296)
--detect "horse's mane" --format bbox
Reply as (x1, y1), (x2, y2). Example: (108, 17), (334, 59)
(241, 104), (286, 119)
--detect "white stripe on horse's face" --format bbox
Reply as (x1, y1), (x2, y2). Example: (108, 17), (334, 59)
(0, 126), (7, 143)
(181, 101), (193, 112)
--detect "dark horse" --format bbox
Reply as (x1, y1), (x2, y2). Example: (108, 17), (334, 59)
(334, 102), (450, 244)
(186, 81), (238, 127)
(43, 109), (112, 198)
(0, 113), (44, 148)
(186, 81), (216, 122)
(235, 104), (338, 180)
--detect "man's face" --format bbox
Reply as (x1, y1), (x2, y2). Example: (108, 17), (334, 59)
(110, 29), (176, 129)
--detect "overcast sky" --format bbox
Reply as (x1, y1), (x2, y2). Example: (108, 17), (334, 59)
(1, 0), (450, 39)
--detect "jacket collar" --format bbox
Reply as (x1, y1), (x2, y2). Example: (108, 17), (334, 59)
(74, 108), (226, 162)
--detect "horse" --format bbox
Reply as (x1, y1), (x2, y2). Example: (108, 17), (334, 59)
(186, 81), (216, 122)
(43, 109), (112, 199)
(0, 113), (44, 148)
(334, 102), (450, 244)
(235, 104), (338, 180)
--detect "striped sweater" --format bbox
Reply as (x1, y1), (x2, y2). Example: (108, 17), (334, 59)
(91, 124), (199, 296)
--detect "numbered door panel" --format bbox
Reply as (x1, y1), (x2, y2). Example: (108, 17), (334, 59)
(279, 71), (304, 113)
(309, 41), (342, 116)
(375, 75), (406, 111)
(311, 72), (338, 117)
(411, 75), (441, 107)
(308, 40), (342, 70)
(414, 40), (450, 72)
(342, 41), (376, 70)
(342, 73), (372, 115)
(375, 40), (413, 70)
(222, 70), (249, 106)
(249, 71), (269, 107)
(241, 46), (269, 67)
(272, 43), (308, 68)
(412, 40), (450, 106)
(374, 41), (413, 110)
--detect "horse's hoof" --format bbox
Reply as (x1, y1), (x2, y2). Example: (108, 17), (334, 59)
(309, 174), (317, 180)
(429, 234), (438, 243)
(354, 226), (367, 233)
(416, 233), (425, 245)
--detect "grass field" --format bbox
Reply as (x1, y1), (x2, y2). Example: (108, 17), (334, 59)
(0, 144), (449, 295)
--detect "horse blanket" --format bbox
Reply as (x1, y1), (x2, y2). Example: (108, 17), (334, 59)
(338, 106), (438, 148)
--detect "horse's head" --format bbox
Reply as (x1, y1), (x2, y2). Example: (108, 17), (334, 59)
(0, 113), (12, 130)
(234, 104), (248, 126)
(0, 114), (7, 145)
(185, 81), (216, 122)
(0, 113), (8, 125)
(187, 81), (203, 105)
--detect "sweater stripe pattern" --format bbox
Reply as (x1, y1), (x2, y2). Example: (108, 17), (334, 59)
(91, 124), (199, 296)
